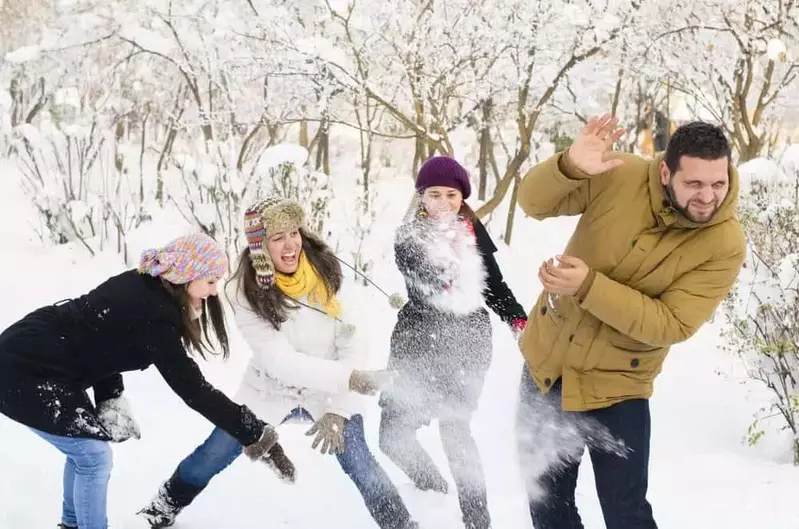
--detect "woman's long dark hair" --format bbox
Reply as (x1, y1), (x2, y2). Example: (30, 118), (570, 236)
(230, 228), (342, 330)
(160, 279), (230, 361)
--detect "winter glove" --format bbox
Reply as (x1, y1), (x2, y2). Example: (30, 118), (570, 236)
(261, 442), (296, 483)
(96, 395), (141, 442)
(243, 425), (279, 460)
(511, 317), (527, 341)
(349, 369), (398, 396)
(305, 413), (346, 455)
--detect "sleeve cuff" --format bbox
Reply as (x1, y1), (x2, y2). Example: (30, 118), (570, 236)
(558, 149), (594, 181)
(575, 269), (597, 303)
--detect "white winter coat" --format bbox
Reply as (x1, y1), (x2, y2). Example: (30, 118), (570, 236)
(227, 283), (362, 425)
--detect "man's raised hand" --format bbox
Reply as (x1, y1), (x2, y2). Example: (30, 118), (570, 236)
(567, 114), (626, 176)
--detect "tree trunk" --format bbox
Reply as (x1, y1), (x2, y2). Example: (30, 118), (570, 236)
(299, 108), (309, 148)
(475, 146), (529, 219)
(477, 99), (494, 201)
(503, 173), (522, 245)
(611, 67), (624, 117)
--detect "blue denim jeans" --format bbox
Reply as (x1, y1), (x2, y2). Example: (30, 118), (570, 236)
(31, 428), (113, 529)
(177, 408), (412, 529)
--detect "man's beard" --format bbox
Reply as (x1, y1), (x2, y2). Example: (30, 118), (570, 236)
(665, 182), (718, 224)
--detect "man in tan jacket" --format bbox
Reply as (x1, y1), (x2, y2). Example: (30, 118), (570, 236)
(515, 114), (746, 528)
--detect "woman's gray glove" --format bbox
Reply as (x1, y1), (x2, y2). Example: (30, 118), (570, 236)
(306, 413), (346, 455)
(349, 369), (398, 396)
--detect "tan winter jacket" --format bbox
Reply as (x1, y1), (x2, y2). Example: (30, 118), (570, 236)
(517, 150), (746, 412)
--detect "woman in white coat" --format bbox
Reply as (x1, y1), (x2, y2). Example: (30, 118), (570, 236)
(138, 197), (416, 529)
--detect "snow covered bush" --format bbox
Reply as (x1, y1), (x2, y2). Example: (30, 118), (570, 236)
(168, 141), (331, 269)
(10, 116), (150, 259)
(722, 153), (799, 464)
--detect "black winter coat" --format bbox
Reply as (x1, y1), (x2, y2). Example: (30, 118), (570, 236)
(0, 270), (265, 445)
(383, 215), (526, 416)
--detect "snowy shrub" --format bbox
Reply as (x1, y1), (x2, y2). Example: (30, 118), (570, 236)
(722, 155), (799, 464)
(11, 118), (149, 259)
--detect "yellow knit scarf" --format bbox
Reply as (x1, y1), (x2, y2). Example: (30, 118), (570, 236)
(276, 250), (342, 319)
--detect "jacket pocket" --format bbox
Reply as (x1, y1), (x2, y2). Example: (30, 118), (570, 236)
(592, 328), (667, 376)
(519, 294), (563, 369)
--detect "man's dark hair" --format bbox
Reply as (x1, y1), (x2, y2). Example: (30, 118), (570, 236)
(663, 122), (731, 174)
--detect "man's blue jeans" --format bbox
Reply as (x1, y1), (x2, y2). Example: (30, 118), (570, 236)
(31, 428), (113, 529)
(177, 408), (412, 529)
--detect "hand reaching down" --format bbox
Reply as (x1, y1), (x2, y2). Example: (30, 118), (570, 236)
(261, 443), (296, 483)
(96, 395), (141, 442)
(243, 425), (279, 460)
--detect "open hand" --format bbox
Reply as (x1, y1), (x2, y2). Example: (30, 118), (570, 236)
(538, 255), (590, 296)
(306, 413), (346, 455)
(568, 114), (626, 175)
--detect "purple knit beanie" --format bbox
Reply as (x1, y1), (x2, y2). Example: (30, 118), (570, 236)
(415, 156), (471, 199)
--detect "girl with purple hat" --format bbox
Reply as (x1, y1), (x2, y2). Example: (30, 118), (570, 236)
(0, 233), (286, 529)
(378, 156), (528, 529)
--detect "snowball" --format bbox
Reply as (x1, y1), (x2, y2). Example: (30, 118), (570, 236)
(767, 39), (787, 62)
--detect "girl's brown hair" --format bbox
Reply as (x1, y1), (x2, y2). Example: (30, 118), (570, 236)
(160, 279), (230, 360)
(229, 228), (342, 330)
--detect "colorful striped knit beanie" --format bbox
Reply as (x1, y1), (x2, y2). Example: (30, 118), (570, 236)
(243, 196), (305, 288)
(138, 232), (228, 284)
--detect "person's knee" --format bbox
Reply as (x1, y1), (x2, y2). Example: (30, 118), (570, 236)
(73, 439), (113, 475)
(197, 430), (242, 464)
(439, 418), (471, 442)
(378, 412), (409, 455)
(378, 420), (398, 454)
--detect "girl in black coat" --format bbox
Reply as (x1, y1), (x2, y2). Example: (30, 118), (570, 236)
(378, 156), (528, 529)
(0, 233), (284, 529)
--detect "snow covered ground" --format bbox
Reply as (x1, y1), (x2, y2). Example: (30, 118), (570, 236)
(0, 165), (797, 529)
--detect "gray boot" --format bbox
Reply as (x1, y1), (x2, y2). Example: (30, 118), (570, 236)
(137, 469), (206, 528)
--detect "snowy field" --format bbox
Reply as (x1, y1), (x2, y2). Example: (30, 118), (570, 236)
(0, 165), (797, 529)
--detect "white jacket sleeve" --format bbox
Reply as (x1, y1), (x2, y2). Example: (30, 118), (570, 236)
(235, 306), (352, 394)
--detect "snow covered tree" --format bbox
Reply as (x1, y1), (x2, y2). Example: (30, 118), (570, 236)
(722, 150), (799, 464)
(658, 0), (799, 161)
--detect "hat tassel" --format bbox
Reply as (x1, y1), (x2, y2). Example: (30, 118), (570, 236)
(335, 256), (405, 309)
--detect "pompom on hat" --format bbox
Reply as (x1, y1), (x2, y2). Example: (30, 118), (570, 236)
(243, 196), (306, 288)
(138, 232), (228, 284)
(415, 156), (472, 199)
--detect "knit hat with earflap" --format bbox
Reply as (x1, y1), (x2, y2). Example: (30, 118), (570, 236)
(415, 156), (472, 199)
(138, 233), (228, 284)
(244, 196), (306, 288)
